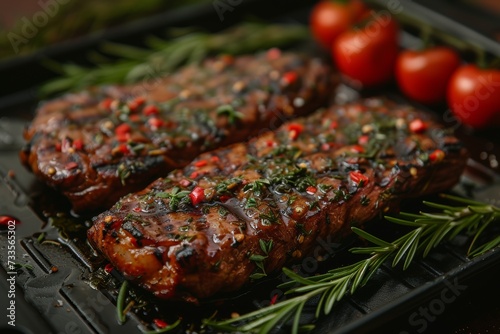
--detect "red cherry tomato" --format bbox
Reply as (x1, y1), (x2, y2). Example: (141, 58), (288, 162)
(396, 47), (461, 104)
(310, 1), (353, 49)
(310, 0), (369, 50)
(447, 65), (500, 129)
(332, 14), (399, 88)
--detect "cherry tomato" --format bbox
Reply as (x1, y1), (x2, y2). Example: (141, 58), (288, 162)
(447, 65), (500, 129)
(310, 1), (353, 49)
(332, 14), (399, 88)
(309, 0), (369, 50)
(396, 47), (461, 104)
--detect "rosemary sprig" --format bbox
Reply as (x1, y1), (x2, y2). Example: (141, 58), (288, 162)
(204, 194), (500, 333)
(39, 22), (308, 96)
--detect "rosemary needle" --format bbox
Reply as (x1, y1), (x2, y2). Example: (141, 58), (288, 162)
(117, 281), (129, 324)
(204, 194), (500, 333)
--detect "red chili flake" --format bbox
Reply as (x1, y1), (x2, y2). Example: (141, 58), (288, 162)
(351, 145), (365, 153)
(349, 171), (369, 187)
(189, 186), (205, 205)
(0, 216), (19, 226)
(73, 139), (83, 151)
(115, 123), (131, 136)
(133, 207), (142, 213)
(143, 105), (159, 116)
(211, 156), (220, 163)
(153, 319), (168, 329)
(194, 160), (207, 168)
(55, 142), (62, 152)
(330, 121), (338, 130)
(118, 144), (130, 155)
(130, 237), (138, 248)
(148, 117), (164, 130)
(100, 98), (114, 110)
(65, 162), (78, 170)
(270, 294), (279, 305)
(104, 263), (114, 273)
(266, 47), (281, 60)
(358, 135), (369, 145)
(221, 54), (234, 65)
(266, 140), (275, 147)
(128, 96), (146, 112)
(429, 149), (445, 162)
(306, 186), (317, 195)
(219, 195), (231, 202)
(281, 71), (298, 86)
(179, 179), (191, 187)
(409, 119), (427, 134)
(288, 123), (303, 140)
(129, 114), (141, 123)
(190, 171), (199, 179)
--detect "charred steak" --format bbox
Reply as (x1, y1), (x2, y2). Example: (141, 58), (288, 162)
(88, 98), (467, 301)
(20, 51), (333, 212)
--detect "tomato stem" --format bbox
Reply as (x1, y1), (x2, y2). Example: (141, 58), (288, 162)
(475, 48), (488, 69)
(419, 25), (433, 50)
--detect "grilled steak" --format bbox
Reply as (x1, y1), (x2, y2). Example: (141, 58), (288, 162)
(20, 51), (333, 212)
(87, 98), (468, 301)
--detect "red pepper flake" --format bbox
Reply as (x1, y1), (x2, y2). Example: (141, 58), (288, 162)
(211, 156), (220, 163)
(179, 179), (191, 187)
(153, 319), (168, 329)
(129, 114), (141, 123)
(306, 186), (317, 195)
(143, 105), (159, 116)
(65, 162), (78, 170)
(55, 142), (62, 152)
(219, 195), (231, 202)
(429, 149), (445, 162)
(128, 96), (146, 112)
(221, 54), (234, 65)
(130, 236), (138, 248)
(73, 139), (84, 151)
(266, 140), (275, 147)
(287, 123), (303, 140)
(104, 263), (114, 273)
(0, 216), (19, 226)
(266, 47), (281, 60)
(270, 294), (279, 305)
(321, 143), (330, 151)
(133, 206), (142, 213)
(409, 119), (427, 134)
(118, 144), (130, 155)
(189, 186), (205, 205)
(330, 121), (338, 130)
(349, 171), (369, 187)
(190, 171), (199, 179)
(148, 117), (164, 130)
(194, 160), (207, 168)
(351, 145), (365, 153)
(358, 135), (369, 145)
(115, 123), (132, 136)
(100, 98), (114, 110)
(281, 71), (298, 86)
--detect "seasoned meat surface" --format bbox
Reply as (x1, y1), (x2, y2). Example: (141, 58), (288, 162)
(87, 98), (468, 301)
(20, 51), (333, 212)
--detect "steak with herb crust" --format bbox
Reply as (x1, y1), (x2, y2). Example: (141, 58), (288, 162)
(87, 98), (468, 301)
(20, 51), (333, 212)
